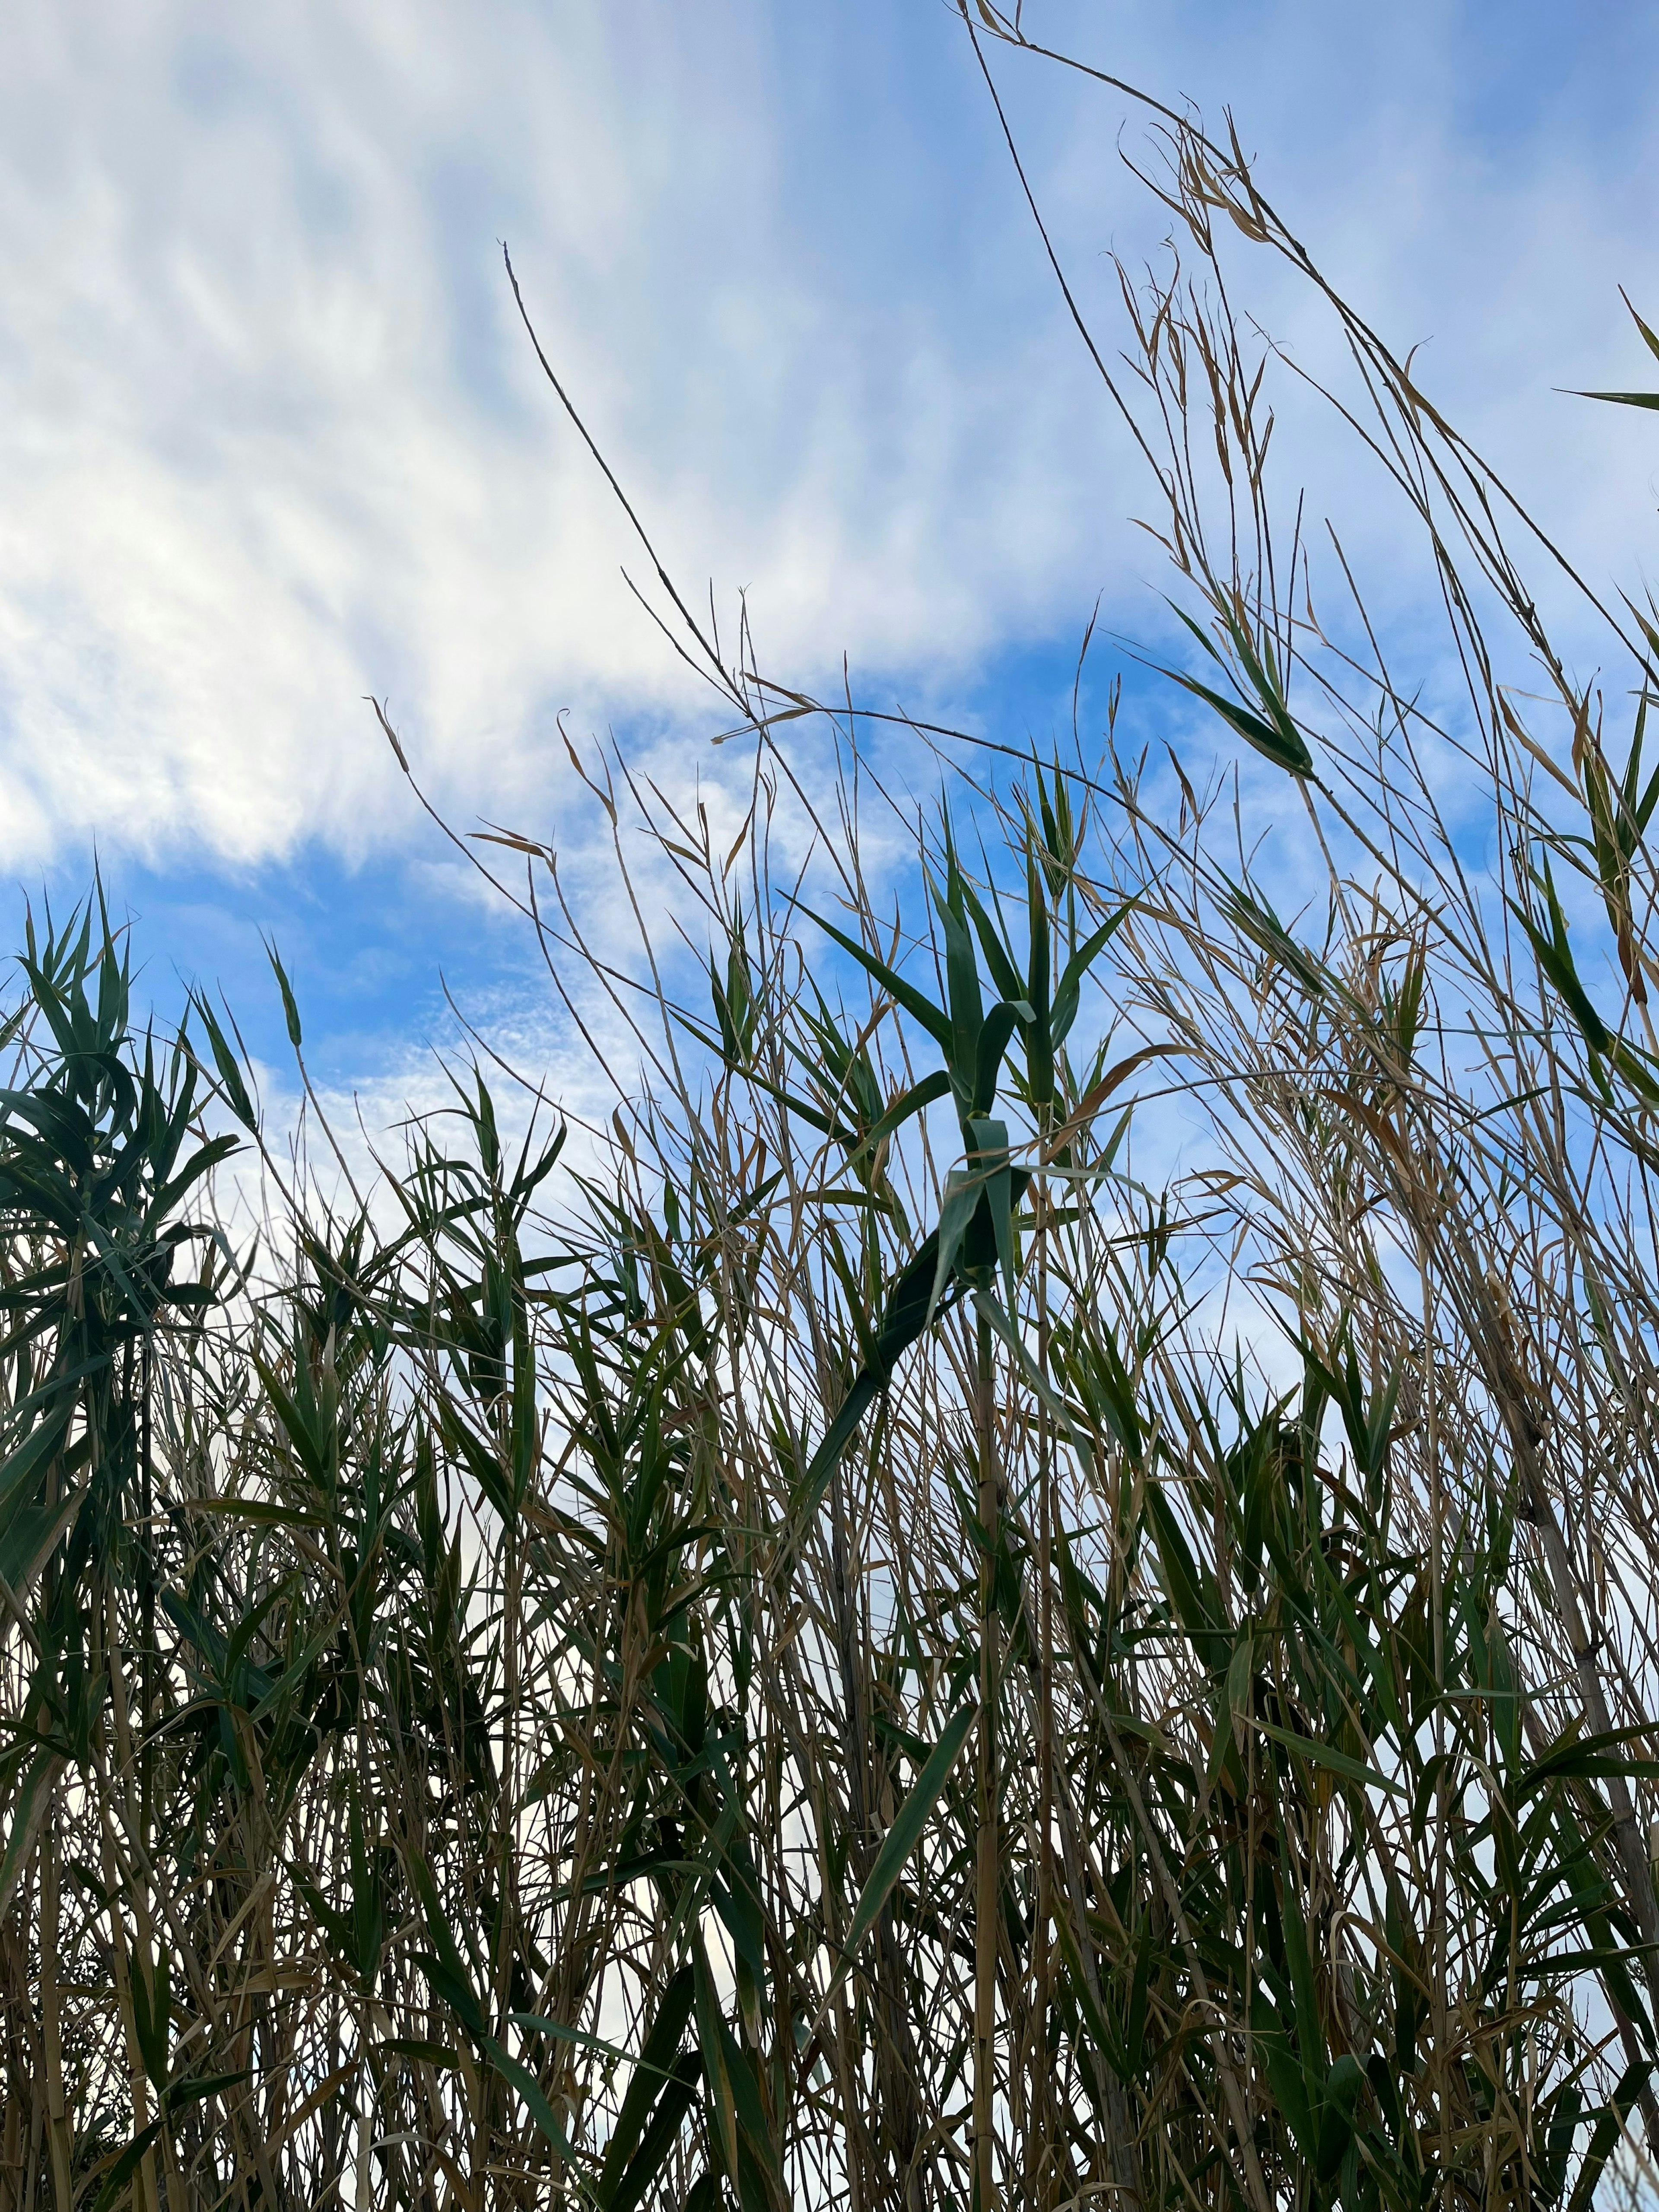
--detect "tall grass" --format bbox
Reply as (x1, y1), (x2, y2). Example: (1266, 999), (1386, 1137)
(5, 20), (1659, 2210)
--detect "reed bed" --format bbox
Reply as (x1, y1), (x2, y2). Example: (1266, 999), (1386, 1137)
(3, 19), (1659, 2209)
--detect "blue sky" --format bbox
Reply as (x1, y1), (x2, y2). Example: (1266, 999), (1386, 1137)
(6, 1), (1659, 1111)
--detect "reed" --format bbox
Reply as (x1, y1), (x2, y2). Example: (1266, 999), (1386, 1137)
(3, 19), (1659, 2209)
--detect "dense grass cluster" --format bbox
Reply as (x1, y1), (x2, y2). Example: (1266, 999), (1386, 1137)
(8, 19), (1659, 2211)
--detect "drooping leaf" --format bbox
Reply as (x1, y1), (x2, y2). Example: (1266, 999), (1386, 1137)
(820, 1700), (976, 2012)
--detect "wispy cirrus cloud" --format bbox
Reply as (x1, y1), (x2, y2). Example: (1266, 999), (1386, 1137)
(0, 0), (1656, 890)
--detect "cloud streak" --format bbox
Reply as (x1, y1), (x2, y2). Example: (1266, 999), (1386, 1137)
(2, 0), (1657, 878)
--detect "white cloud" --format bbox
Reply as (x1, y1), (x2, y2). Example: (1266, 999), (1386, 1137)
(0, 0), (1657, 875)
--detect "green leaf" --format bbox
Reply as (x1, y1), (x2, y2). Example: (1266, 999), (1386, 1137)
(91, 2117), (166, 2212)
(130, 1932), (171, 2093)
(797, 1135), (1029, 1514)
(959, 877), (1024, 1006)
(513, 1993), (690, 2092)
(1049, 1890), (1124, 2082)
(1573, 389), (1659, 412)
(189, 1494), (327, 1532)
(1052, 905), (1134, 1046)
(1024, 849), (1054, 1110)
(407, 1857), (487, 2042)
(694, 1938), (743, 2184)
(90, 2072), (248, 2212)
(1141, 1478), (1228, 1672)
(928, 1166), (986, 1325)
(973, 1290), (1096, 1473)
(484, 2034), (588, 2176)
(602, 2057), (701, 2212)
(1163, 664), (1313, 777)
(381, 2039), (460, 2070)
(1507, 883), (1611, 1055)
(0, 1484), (82, 1598)
(967, 1116), (1015, 1303)
(165, 2069), (249, 2114)
(824, 1701), (976, 2011)
(1250, 1990), (1316, 2160)
(795, 904), (951, 1052)
(0, 1746), (64, 1916)
(1625, 290), (1659, 368)
(847, 1068), (951, 1168)
(0, 1402), (74, 1522)
(189, 992), (258, 1131)
(266, 941), (303, 1049)
(147, 1130), (239, 1230)
(1278, 1874), (1325, 2118)
(1255, 1717), (1405, 1799)
(933, 854), (986, 1090)
(1516, 1723), (1659, 1802)
(798, 1230), (941, 1510)
(1209, 1633), (1253, 1791)
(1568, 2057), (1651, 2212)
(971, 1001), (1028, 1116)
(588, 1966), (698, 2204)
